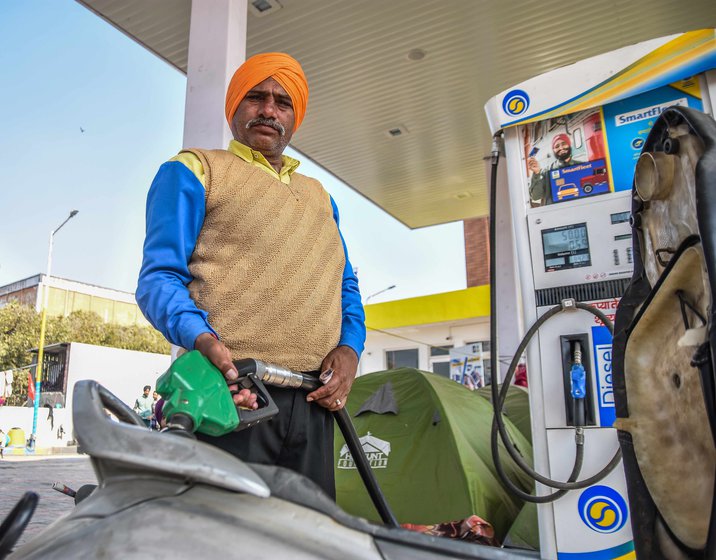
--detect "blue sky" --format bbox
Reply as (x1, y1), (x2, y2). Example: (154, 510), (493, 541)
(0, 0), (466, 303)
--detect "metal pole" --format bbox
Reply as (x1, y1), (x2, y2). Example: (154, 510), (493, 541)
(29, 211), (78, 451)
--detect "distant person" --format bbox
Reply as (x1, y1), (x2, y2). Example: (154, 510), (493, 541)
(527, 133), (584, 205)
(150, 391), (160, 430)
(133, 385), (153, 428)
(0, 429), (9, 459)
(154, 398), (166, 430)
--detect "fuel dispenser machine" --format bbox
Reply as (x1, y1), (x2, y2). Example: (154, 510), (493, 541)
(485, 29), (716, 559)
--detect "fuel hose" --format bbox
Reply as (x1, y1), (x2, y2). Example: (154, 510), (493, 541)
(487, 133), (621, 503)
(299, 374), (400, 527)
(210, 358), (400, 527)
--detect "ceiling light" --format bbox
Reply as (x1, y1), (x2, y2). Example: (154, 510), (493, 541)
(407, 49), (426, 61)
(385, 125), (409, 138)
(249, 0), (282, 17)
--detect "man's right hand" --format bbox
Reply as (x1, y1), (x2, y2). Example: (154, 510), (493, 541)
(527, 157), (541, 175)
(194, 333), (258, 410)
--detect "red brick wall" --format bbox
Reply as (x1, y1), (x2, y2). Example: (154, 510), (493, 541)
(464, 216), (490, 287)
(0, 286), (38, 308)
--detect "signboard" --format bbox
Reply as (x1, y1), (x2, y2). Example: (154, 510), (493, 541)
(520, 79), (703, 209)
(601, 81), (703, 192)
(592, 325), (616, 428)
(449, 343), (485, 389)
(549, 158), (610, 202)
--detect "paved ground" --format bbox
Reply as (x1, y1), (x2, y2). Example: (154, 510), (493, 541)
(0, 455), (96, 550)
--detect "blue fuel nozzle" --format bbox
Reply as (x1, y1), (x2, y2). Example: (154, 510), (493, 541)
(570, 363), (586, 400)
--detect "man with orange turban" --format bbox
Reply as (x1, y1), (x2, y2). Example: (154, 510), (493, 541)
(137, 53), (365, 498)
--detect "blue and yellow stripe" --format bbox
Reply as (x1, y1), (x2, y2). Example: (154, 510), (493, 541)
(502, 29), (716, 128)
(558, 540), (635, 560)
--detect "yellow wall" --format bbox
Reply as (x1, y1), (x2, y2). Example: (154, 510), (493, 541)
(43, 285), (491, 330)
(364, 285), (490, 330)
(46, 287), (149, 327)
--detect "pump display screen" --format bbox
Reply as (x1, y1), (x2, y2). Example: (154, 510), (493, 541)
(610, 211), (631, 224)
(541, 223), (591, 271)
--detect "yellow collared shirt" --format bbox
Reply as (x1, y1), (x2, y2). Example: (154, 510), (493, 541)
(171, 139), (300, 186)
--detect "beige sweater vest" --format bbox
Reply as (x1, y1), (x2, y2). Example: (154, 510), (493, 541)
(185, 149), (344, 371)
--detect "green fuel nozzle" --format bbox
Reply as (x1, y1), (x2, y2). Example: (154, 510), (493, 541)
(156, 351), (278, 437)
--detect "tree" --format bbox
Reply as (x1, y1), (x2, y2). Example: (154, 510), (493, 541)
(0, 302), (41, 370)
(0, 303), (171, 404)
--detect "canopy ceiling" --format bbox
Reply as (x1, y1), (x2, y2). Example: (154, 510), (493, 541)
(77, 0), (716, 228)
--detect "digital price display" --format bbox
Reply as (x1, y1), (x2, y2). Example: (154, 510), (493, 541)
(541, 223), (591, 271)
(610, 211), (631, 225)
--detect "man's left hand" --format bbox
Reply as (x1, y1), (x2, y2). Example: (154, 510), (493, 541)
(306, 346), (358, 411)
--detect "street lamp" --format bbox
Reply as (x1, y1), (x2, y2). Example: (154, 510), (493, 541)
(29, 210), (79, 451)
(365, 284), (396, 303)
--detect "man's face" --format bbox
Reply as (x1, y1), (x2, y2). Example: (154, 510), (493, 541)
(553, 139), (572, 162)
(144, 388), (150, 397)
(230, 77), (296, 159)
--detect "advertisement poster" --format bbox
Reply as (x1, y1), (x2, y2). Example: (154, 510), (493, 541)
(449, 343), (485, 389)
(601, 79), (703, 192)
(521, 78), (704, 208)
(522, 108), (611, 207)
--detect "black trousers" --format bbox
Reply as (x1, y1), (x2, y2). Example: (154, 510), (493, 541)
(197, 385), (336, 499)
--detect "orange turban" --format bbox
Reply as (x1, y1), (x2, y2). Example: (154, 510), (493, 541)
(225, 52), (309, 132)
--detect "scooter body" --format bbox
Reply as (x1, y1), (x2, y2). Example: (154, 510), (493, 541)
(8, 380), (536, 560)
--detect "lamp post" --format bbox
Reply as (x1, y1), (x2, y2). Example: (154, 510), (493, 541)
(29, 210), (78, 451)
(365, 284), (396, 303)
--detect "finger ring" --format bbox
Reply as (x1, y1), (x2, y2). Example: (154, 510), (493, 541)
(335, 398), (342, 406)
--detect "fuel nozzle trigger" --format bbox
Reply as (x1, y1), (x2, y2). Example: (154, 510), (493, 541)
(229, 371), (279, 431)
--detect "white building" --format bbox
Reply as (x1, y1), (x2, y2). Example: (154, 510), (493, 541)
(361, 286), (491, 379)
(0, 274), (150, 327)
(0, 342), (170, 452)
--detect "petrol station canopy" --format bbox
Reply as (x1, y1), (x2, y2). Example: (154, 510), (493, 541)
(77, 0), (715, 228)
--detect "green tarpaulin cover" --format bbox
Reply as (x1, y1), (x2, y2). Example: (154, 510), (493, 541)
(335, 368), (535, 541)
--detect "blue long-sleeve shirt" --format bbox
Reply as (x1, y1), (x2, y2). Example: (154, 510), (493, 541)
(136, 159), (366, 358)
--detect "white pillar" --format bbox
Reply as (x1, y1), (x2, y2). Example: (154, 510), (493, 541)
(183, 0), (248, 149)
(172, 0), (248, 361)
(490, 157), (524, 382)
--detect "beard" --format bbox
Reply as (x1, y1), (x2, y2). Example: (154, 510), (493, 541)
(555, 147), (572, 163)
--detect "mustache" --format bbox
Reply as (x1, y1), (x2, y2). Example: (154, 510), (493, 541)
(246, 118), (285, 136)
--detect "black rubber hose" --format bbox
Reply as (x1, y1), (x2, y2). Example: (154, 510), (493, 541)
(488, 287), (587, 501)
(487, 136), (620, 501)
(486, 138), (576, 501)
(483, 135), (579, 503)
(301, 375), (400, 527)
(575, 394), (586, 428)
(492, 301), (622, 496)
(488, 135), (501, 455)
(491, 423), (584, 503)
(334, 407), (400, 527)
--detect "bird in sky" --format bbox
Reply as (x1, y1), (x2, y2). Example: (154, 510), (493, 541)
(80, 127), (85, 133)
